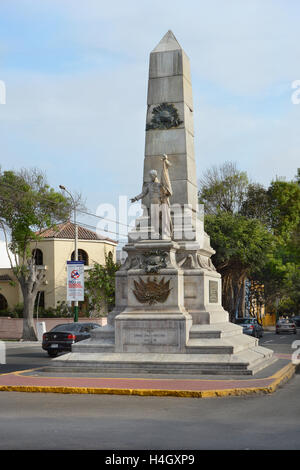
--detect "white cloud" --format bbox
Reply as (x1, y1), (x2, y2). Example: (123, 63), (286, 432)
(33, 0), (300, 95)
(195, 102), (300, 186)
(0, 0), (299, 217)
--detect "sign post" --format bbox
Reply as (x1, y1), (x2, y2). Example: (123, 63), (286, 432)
(67, 261), (84, 322)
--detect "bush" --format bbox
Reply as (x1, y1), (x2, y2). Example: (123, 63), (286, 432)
(0, 303), (24, 318)
(1, 301), (73, 318)
(34, 301), (72, 318)
(14, 303), (24, 317)
(55, 301), (72, 317)
(0, 309), (12, 317)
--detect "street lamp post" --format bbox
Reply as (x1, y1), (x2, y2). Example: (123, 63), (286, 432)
(59, 185), (79, 322)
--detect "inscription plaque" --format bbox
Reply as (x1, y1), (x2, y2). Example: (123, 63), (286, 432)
(209, 280), (218, 303)
(129, 328), (177, 346)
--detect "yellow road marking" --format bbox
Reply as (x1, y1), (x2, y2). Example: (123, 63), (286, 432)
(0, 363), (296, 398)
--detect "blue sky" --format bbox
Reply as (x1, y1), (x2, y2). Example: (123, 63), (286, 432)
(0, 0), (299, 246)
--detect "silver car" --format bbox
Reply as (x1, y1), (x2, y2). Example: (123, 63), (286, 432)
(234, 318), (264, 338)
(276, 319), (297, 335)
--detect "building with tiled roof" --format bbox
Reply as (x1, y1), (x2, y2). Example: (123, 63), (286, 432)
(36, 221), (117, 244)
(0, 222), (118, 314)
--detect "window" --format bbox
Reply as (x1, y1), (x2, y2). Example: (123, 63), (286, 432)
(32, 248), (43, 266)
(0, 294), (8, 311)
(71, 249), (89, 265)
(51, 324), (81, 332)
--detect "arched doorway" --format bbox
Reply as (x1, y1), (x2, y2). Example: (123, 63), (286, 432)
(32, 248), (43, 265)
(0, 294), (8, 311)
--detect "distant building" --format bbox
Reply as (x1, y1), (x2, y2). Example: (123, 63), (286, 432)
(0, 221), (117, 314)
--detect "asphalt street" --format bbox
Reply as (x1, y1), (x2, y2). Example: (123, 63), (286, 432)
(0, 372), (299, 450)
(0, 331), (299, 450)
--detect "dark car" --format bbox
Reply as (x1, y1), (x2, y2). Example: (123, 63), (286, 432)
(276, 319), (297, 335)
(234, 318), (264, 338)
(42, 322), (101, 357)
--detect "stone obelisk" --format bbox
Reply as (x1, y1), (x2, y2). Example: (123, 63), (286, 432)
(130, 30), (202, 243)
(52, 31), (275, 375)
(144, 31), (197, 223)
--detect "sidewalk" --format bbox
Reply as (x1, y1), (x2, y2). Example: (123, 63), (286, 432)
(3, 341), (42, 348)
(0, 354), (296, 399)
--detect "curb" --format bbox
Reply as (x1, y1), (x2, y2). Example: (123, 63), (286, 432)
(0, 362), (296, 398)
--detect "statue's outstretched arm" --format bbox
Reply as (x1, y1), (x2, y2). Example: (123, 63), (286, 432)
(130, 184), (148, 203)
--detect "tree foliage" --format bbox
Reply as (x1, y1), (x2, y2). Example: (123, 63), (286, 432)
(198, 161), (249, 215)
(85, 252), (120, 316)
(242, 177), (300, 314)
(0, 168), (71, 340)
(200, 163), (300, 319)
(267, 180), (300, 239)
(205, 213), (274, 320)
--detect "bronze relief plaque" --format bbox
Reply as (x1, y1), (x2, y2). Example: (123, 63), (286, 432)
(146, 103), (183, 130)
(132, 276), (172, 305)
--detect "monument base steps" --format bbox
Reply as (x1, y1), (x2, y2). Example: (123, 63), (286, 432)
(47, 349), (276, 376)
(53, 321), (276, 375)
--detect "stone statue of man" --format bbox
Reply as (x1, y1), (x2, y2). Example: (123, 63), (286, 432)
(130, 154), (173, 239)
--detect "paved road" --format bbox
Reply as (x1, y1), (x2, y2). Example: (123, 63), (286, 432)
(0, 342), (51, 374)
(0, 331), (299, 450)
(260, 330), (299, 355)
(0, 371), (299, 450)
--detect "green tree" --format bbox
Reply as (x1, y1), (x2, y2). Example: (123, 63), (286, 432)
(242, 177), (300, 314)
(85, 252), (120, 316)
(267, 180), (300, 240)
(240, 183), (270, 224)
(201, 163), (300, 319)
(242, 179), (300, 237)
(204, 213), (274, 320)
(198, 161), (249, 215)
(251, 226), (300, 316)
(0, 168), (71, 340)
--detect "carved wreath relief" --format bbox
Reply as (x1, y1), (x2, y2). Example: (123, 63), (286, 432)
(146, 103), (183, 130)
(133, 277), (172, 305)
(141, 250), (168, 273)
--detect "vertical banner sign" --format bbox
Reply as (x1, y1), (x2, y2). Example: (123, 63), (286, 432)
(67, 261), (84, 301)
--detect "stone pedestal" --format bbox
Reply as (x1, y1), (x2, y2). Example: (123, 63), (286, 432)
(115, 240), (192, 353)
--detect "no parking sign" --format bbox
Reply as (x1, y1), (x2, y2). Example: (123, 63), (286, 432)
(67, 261), (84, 301)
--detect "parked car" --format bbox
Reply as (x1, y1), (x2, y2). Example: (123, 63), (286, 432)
(290, 316), (300, 328)
(234, 318), (264, 338)
(275, 319), (297, 335)
(42, 322), (102, 357)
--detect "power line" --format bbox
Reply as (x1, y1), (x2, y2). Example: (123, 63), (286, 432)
(77, 221), (128, 244)
(78, 209), (131, 229)
(0, 183), (130, 242)
(0, 180), (133, 229)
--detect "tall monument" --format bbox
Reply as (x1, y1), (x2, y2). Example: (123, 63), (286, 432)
(53, 31), (274, 375)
